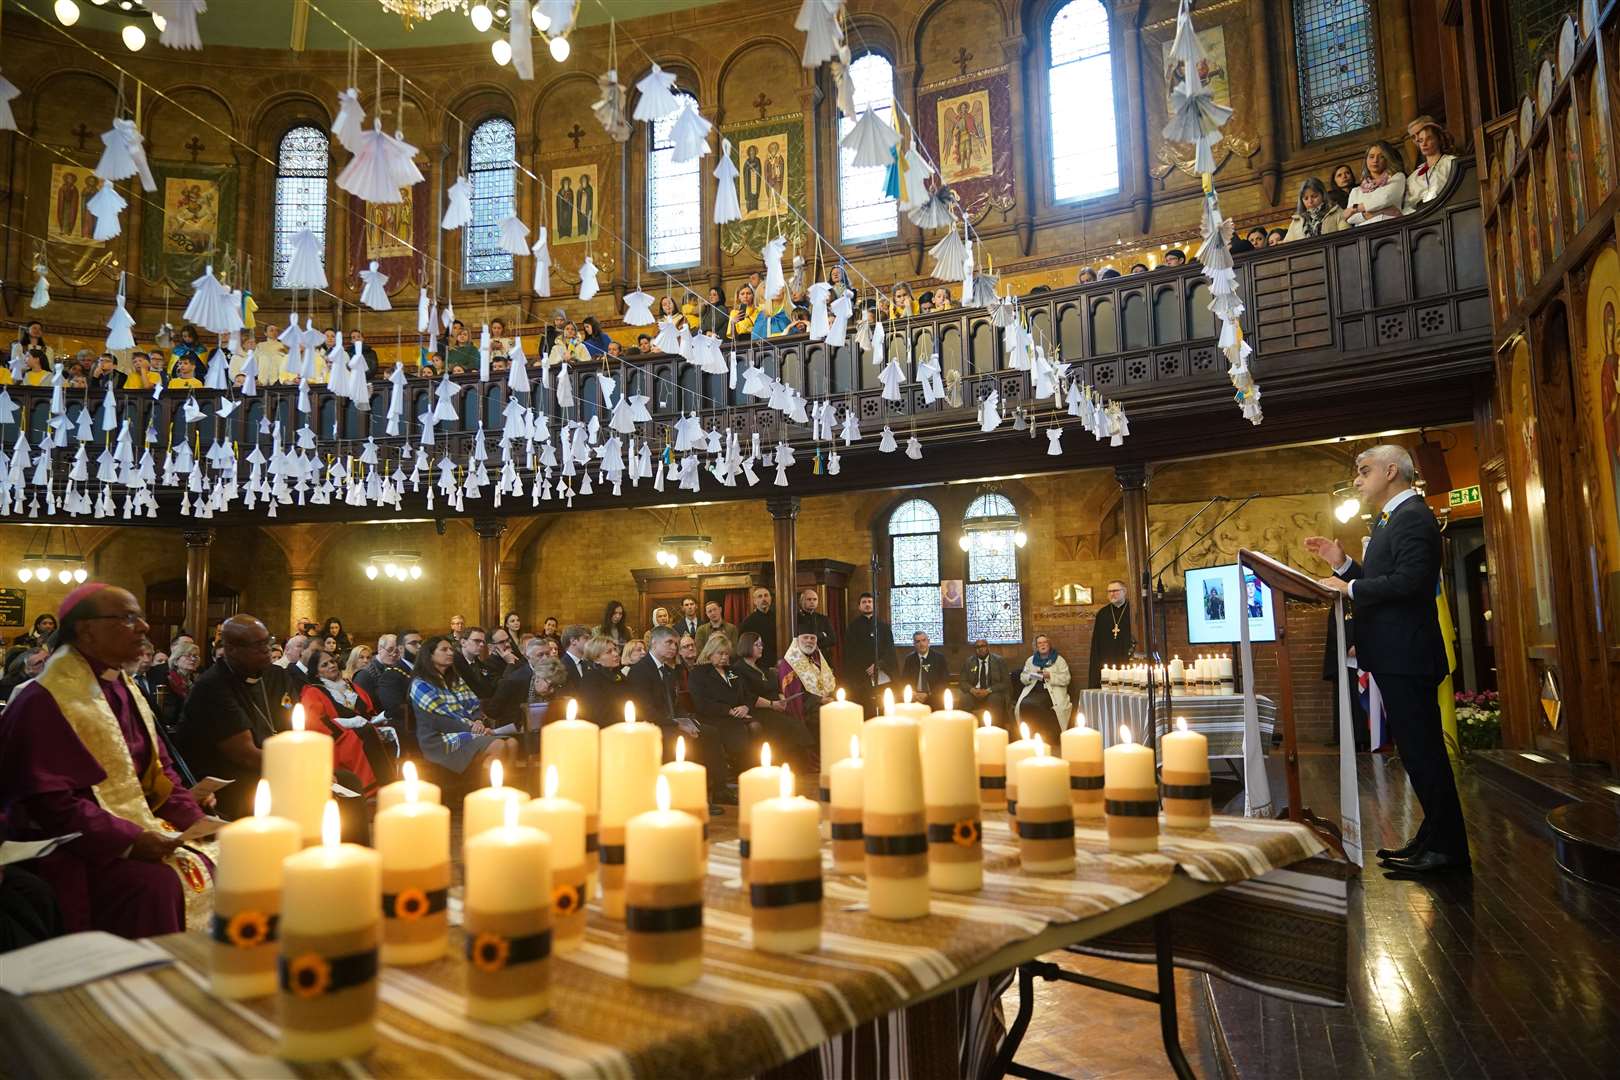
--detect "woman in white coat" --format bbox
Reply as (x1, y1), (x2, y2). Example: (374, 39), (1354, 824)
(1015, 634), (1071, 745)
(1343, 141), (1407, 227)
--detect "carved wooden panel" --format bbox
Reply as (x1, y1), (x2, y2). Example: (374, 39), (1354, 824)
(1122, 292), (1149, 350)
(1253, 249), (1331, 352)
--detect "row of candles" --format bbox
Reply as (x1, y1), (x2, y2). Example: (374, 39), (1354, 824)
(1101, 653), (1235, 689)
(217, 690), (1213, 1061)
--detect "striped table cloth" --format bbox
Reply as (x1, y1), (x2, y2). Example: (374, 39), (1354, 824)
(1, 816), (1327, 1080)
(1078, 689), (1278, 760)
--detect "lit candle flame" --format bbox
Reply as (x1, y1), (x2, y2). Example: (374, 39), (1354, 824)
(656, 773), (671, 813)
(1020, 721), (1030, 741)
(760, 742), (772, 769)
(624, 701), (636, 725)
(1073, 710), (1088, 729)
(1034, 735), (1046, 755)
(403, 760), (418, 785)
(903, 684), (914, 705)
(1175, 716), (1188, 733)
(291, 703), (305, 733)
(253, 778), (271, 818)
(883, 687), (895, 714)
(544, 764), (559, 799)
(836, 687), (846, 703)
(489, 758), (503, 790)
(320, 799), (340, 848)
(942, 689), (953, 712)
(982, 711), (993, 729)
(849, 734), (861, 760)
(503, 790), (520, 830)
(1121, 724), (1135, 745)
(675, 735), (687, 764)
(566, 698), (578, 722)
(779, 764), (793, 799)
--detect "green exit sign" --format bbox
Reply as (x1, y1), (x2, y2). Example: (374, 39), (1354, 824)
(1449, 485), (1482, 507)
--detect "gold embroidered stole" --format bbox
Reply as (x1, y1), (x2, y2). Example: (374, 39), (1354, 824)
(36, 646), (216, 930)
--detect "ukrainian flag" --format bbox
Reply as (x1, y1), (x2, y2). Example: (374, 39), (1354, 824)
(1437, 576), (1460, 761)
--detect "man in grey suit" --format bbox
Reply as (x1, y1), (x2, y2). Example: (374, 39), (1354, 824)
(960, 638), (1012, 727)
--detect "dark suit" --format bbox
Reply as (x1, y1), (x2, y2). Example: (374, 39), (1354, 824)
(578, 662), (629, 727)
(673, 616), (702, 641)
(840, 615), (896, 708)
(1336, 493), (1466, 860)
(178, 662), (297, 819)
(1086, 601), (1134, 688)
(560, 650), (588, 687)
(454, 651), (505, 700)
(626, 654), (725, 798)
(484, 660), (535, 727)
(900, 649), (950, 703)
(960, 652), (1012, 725)
(794, 609), (836, 660)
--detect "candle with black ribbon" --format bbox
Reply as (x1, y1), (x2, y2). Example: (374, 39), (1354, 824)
(1104, 725), (1160, 852)
(818, 688), (864, 805)
(829, 734), (866, 874)
(863, 715), (931, 920)
(1060, 716), (1105, 822)
(922, 691), (983, 891)
(749, 765), (823, 954)
(1160, 717), (1212, 829)
(1015, 738), (1077, 873)
(464, 792), (552, 1023)
(976, 712), (1009, 810)
(277, 801), (381, 1062)
(1004, 721), (1040, 820)
(541, 699), (600, 891)
(737, 741), (782, 883)
(600, 702), (661, 919)
(213, 780), (301, 999)
(661, 735), (709, 861)
(625, 775), (705, 986)
(375, 768), (452, 965)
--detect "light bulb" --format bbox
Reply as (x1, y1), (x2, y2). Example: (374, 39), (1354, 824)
(494, 4), (507, 17)
(121, 24), (146, 51)
(409, 565), (422, 579)
(17, 568), (32, 583)
(491, 38), (512, 66)
(365, 564), (378, 579)
(1335, 497), (1360, 524)
(548, 34), (570, 62)
(469, 2), (493, 32)
(958, 534), (971, 551)
(150, 12), (166, 31)
(58, 569), (73, 584)
(1014, 530), (1027, 547)
(531, 4), (550, 31)
(73, 567), (87, 582)
(54, 0), (80, 26)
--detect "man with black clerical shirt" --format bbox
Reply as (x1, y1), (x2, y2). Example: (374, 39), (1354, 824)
(739, 586), (778, 667)
(841, 592), (895, 709)
(1087, 579), (1135, 688)
(178, 614), (295, 820)
(795, 587), (836, 660)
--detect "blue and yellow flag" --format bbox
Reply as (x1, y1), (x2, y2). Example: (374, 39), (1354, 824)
(1436, 576), (1459, 761)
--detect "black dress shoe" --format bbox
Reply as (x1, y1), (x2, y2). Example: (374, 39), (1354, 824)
(1382, 851), (1471, 875)
(1376, 840), (1420, 861)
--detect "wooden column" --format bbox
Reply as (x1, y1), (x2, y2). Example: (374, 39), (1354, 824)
(182, 528), (214, 644)
(1115, 464), (1152, 651)
(766, 496), (800, 651)
(473, 517), (507, 632)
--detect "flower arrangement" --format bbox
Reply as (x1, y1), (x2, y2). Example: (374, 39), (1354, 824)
(1454, 690), (1502, 751)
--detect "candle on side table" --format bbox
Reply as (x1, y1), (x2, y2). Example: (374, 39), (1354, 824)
(863, 716), (930, 920)
(1160, 717), (1212, 829)
(1060, 716), (1105, 822)
(976, 712), (1009, 810)
(263, 704), (333, 845)
(277, 802), (380, 1062)
(750, 766), (823, 954)
(212, 780), (301, 999)
(818, 689), (864, 804)
(922, 690), (982, 892)
(599, 703), (661, 919)
(625, 776), (705, 987)
(464, 794), (552, 1023)
(737, 742), (782, 882)
(541, 698), (600, 889)
(828, 735), (866, 874)
(1015, 739), (1076, 873)
(1104, 725), (1160, 852)
(375, 765), (452, 966)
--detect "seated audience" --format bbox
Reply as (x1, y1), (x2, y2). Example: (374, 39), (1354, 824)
(0, 584), (212, 937)
(961, 638), (1013, 728)
(1344, 140), (1407, 226)
(453, 625), (504, 698)
(1015, 633), (1070, 746)
(580, 316), (613, 357)
(699, 286), (729, 337)
(1077, 266), (1097, 284)
(598, 600), (632, 645)
(542, 309), (568, 354)
(776, 628), (835, 747)
(0, 642), (49, 701)
(632, 333), (653, 355)
(159, 640), (201, 730)
(321, 617), (352, 655)
(355, 633), (414, 751)
(1327, 163), (1357, 211)
(625, 626), (724, 796)
(1267, 227), (1287, 246)
(549, 321), (590, 366)
(298, 647), (396, 794)
(686, 634), (756, 784)
(408, 634), (516, 778)
(578, 635), (630, 724)
(932, 286), (954, 310)
(1284, 177), (1345, 241)
(488, 317), (512, 358)
(621, 638), (647, 673)
(900, 631), (949, 705)
(21, 348), (49, 386)
(650, 606), (673, 630)
(446, 326), (479, 372)
(485, 635), (542, 728)
(1404, 115), (1455, 211)
(695, 600), (738, 652)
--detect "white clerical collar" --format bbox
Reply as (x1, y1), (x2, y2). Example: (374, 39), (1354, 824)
(1382, 488), (1420, 516)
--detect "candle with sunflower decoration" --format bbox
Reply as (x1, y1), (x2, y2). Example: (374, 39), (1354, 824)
(212, 780), (301, 999)
(464, 792), (553, 1022)
(374, 765), (452, 965)
(749, 765), (823, 954)
(277, 801), (381, 1062)
(1015, 738), (1077, 873)
(518, 766), (587, 953)
(921, 691), (983, 892)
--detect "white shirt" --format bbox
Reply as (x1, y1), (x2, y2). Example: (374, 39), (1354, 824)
(1337, 488), (1421, 594)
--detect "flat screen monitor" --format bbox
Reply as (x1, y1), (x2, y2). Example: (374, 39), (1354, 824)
(1185, 563), (1277, 644)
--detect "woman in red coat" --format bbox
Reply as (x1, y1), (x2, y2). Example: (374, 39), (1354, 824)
(297, 648), (398, 795)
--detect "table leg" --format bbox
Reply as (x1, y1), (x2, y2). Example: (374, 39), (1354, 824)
(1154, 913), (1196, 1080)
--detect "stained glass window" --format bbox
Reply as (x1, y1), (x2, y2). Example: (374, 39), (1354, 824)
(465, 117), (517, 287)
(838, 53), (898, 244)
(1293, 0), (1382, 142)
(1049, 1), (1119, 202)
(272, 125), (329, 290)
(888, 498), (943, 645)
(964, 493), (1024, 644)
(648, 91), (703, 269)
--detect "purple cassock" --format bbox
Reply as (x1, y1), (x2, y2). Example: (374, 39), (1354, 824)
(0, 655), (208, 938)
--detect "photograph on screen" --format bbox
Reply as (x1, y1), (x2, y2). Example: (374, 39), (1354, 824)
(1185, 563), (1277, 643)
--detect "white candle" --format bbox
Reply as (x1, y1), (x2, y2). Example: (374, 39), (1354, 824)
(1005, 721), (1040, 818)
(1219, 653), (1234, 680)
(463, 758), (529, 848)
(541, 699), (600, 886)
(738, 742), (782, 881)
(1160, 717), (1212, 829)
(976, 712), (1009, 809)
(263, 704), (333, 844)
(889, 684), (931, 722)
(661, 735), (709, 859)
(828, 734), (865, 874)
(922, 694), (982, 892)
(519, 766), (588, 952)
(1060, 716), (1105, 822)
(599, 702), (661, 919)
(1167, 656), (1185, 683)
(625, 776), (704, 986)
(376, 761), (442, 814)
(212, 780), (301, 999)
(863, 716), (929, 920)
(1015, 739), (1076, 873)
(750, 765), (823, 954)
(277, 802), (380, 1062)
(1104, 725), (1160, 852)
(818, 689), (864, 800)
(374, 769), (451, 966)
(464, 794), (552, 1023)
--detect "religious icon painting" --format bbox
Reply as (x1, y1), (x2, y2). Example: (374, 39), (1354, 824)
(737, 134), (791, 221)
(365, 198), (414, 260)
(940, 580), (965, 609)
(47, 164), (107, 247)
(916, 72), (1014, 222)
(934, 89), (995, 185)
(719, 119), (806, 257)
(550, 163), (601, 246)
(1580, 247), (1620, 642)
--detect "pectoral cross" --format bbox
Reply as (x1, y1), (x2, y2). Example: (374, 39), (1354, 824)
(753, 92), (773, 120)
(954, 47), (974, 77)
(185, 135), (206, 163)
(567, 123), (586, 150)
(1112, 625), (1120, 638)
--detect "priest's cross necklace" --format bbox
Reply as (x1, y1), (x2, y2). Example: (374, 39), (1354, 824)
(1109, 604), (1125, 639)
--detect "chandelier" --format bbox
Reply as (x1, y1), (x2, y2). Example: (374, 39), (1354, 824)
(378, 0), (467, 28)
(364, 550), (425, 582)
(651, 508), (720, 567)
(15, 526), (89, 585)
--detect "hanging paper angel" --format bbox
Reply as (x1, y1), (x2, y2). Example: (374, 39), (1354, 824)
(839, 108), (898, 168)
(148, 1), (207, 50)
(106, 273), (136, 352)
(498, 215), (530, 257)
(908, 183), (957, 229)
(929, 222), (969, 280)
(184, 265), (241, 334)
(795, 0), (845, 68)
(359, 260), (392, 311)
(0, 69), (18, 133)
(806, 280), (831, 340)
(623, 286), (656, 326)
(905, 434), (923, 461)
(878, 357), (905, 401)
(713, 139), (742, 225)
(509, 0), (535, 81)
(337, 120), (408, 203)
(29, 257), (49, 310)
(760, 235), (788, 304)
(592, 69), (633, 142)
(978, 388), (1002, 433)
(94, 118), (158, 193)
(285, 229), (328, 289)
(826, 288), (854, 345)
(385, 127), (426, 191)
(332, 87), (365, 152)
(442, 176), (474, 230)
(578, 256), (600, 301)
(829, 43), (857, 118)
(670, 100), (712, 164)
(633, 63), (682, 123)
(897, 141), (935, 211)
(1162, 0), (1233, 175)
(87, 179), (126, 241)
(531, 227), (552, 296)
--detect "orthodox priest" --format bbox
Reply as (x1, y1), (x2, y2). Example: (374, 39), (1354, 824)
(0, 584), (214, 937)
(1086, 579), (1135, 688)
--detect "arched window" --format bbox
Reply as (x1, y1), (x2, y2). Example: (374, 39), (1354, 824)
(648, 91), (703, 269)
(838, 53), (898, 243)
(272, 125), (329, 290)
(1292, 0), (1381, 141)
(1048, 1), (1119, 202)
(888, 498), (944, 645)
(962, 493), (1025, 644)
(465, 117), (517, 286)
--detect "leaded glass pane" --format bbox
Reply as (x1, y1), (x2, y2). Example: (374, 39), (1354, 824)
(1049, 1), (1119, 202)
(272, 126), (329, 290)
(1293, 0), (1382, 142)
(966, 582), (1022, 644)
(465, 118), (516, 287)
(965, 492), (1016, 520)
(838, 53), (898, 244)
(892, 585), (945, 645)
(888, 498), (941, 535)
(967, 529), (1018, 582)
(648, 93), (702, 269)
(892, 533), (939, 587)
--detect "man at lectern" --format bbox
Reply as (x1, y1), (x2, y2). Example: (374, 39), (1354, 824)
(1304, 444), (1469, 876)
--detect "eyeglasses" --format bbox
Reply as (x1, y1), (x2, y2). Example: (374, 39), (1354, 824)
(79, 612), (146, 628)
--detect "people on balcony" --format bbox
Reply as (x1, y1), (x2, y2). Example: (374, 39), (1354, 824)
(124, 352), (161, 390)
(1284, 177), (1346, 241)
(171, 326), (204, 372)
(488, 318), (512, 359)
(1404, 116), (1456, 212)
(1164, 249), (1187, 267)
(1344, 141), (1407, 227)
(892, 283), (917, 317)
(255, 324), (288, 384)
(168, 355), (203, 389)
(700, 286), (729, 337)
(680, 292), (702, 329)
(580, 316), (613, 357)
(447, 324), (480, 371)
(21, 348), (49, 386)
(1077, 266), (1097, 284)
(549, 321), (590, 366)
(18, 321), (53, 366)
(728, 284), (761, 341)
(1327, 163), (1358, 211)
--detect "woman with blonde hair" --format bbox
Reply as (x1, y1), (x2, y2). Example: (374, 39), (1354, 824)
(1344, 140), (1407, 227)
